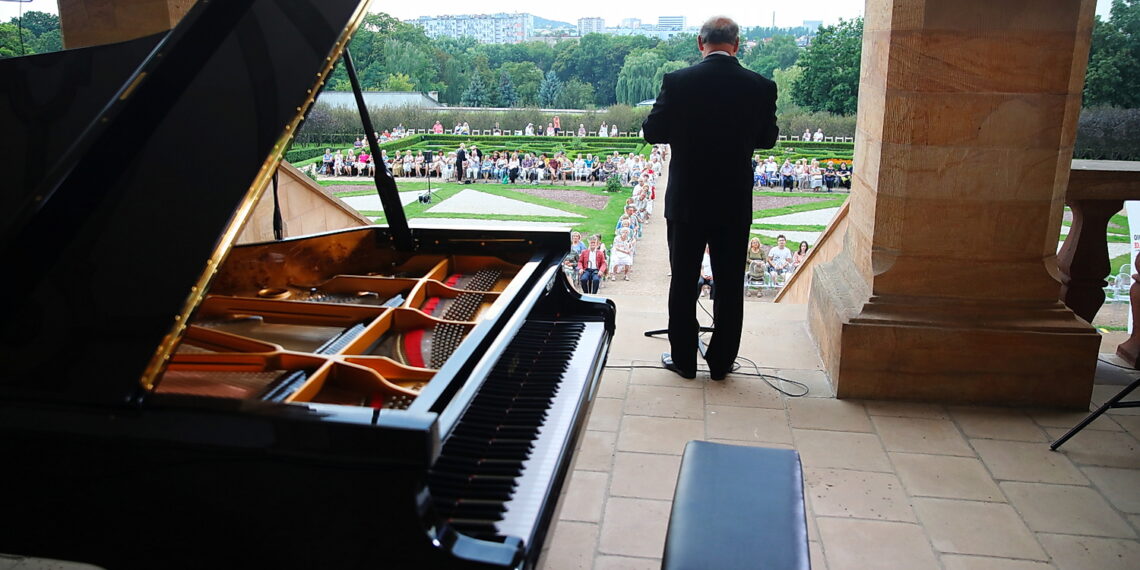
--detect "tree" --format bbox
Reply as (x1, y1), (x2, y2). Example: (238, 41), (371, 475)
(13, 11), (58, 37)
(554, 34), (658, 105)
(538, 70), (563, 107)
(383, 39), (436, 91)
(500, 61), (544, 106)
(383, 73), (415, 91)
(0, 22), (24, 58)
(743, 35), (800, 78)
(615, 51), (665, 105)
(555, 79), (595, 109)
(360, 12), (431, 45)
(655, 33), (700, 65)
(460, 71), (492, 107)
(33, 29), (62, 54)
(438, 55), (471, 104)
(652, 60), (688, 92)
(1084, 0), (1140, 108)
(792, 18), (862, 115)
(498, 70), (520, 108)
(743, 26), (813, 42)
(773, 66), (804, 113)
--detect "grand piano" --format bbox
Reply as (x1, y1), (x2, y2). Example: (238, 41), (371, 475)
(0, 1), (614, 568)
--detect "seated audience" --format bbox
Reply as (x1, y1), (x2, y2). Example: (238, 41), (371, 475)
(698, 245), (715, 298)
(767, 235), (793, 285)
(610, 228), (635, 281)
(746, 237), (770, 288)
(578, 234), (607, 294)
(792, 241), (810, 273)
(569, 231), (587, 256)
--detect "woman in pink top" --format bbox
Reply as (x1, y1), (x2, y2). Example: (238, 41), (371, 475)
(791, 241), (810, 273)
(357, 151), (370, 177)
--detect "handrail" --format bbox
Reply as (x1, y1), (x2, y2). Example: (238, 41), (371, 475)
(774, 198), (849, 303)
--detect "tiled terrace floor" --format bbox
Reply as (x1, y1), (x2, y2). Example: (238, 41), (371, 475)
(538, 296), (1140, 570)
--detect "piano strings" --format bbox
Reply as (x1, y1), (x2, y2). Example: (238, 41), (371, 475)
(154, 253), (515, 410)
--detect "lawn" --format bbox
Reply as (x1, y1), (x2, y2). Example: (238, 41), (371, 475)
(327, 180), (632, 247)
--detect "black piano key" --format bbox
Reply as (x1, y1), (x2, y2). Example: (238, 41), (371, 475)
(431, 486), (513, 501)
(446, 521), (499, 537)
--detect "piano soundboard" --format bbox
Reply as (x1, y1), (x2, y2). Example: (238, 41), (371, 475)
(157, 248), (519, 410)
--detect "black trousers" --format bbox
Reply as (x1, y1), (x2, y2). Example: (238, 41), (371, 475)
(666, 219), (749, 376)
(580, 268), (601, 294)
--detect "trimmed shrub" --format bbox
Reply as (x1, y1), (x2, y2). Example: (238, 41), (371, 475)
(777, 109), (857, 139)
(1075, 107), (1140, 160)
(294, 102), (652, 144)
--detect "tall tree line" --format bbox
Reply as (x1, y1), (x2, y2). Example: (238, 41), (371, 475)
(9, 8), (1137, 115)
(314, 13), (813, 109)
(0, 11), (61, 58)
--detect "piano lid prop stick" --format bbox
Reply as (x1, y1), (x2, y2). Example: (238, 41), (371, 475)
(343, 47), (412, 250)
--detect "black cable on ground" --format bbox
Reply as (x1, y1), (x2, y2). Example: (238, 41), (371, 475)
(620, 286), (811, 396)
(1098, 357), (1140, 371)
(603, 361), (810, 398)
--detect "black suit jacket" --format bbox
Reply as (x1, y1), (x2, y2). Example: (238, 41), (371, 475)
(642, 54), (778, 226)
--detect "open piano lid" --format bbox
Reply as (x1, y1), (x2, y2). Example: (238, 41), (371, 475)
(0, 0), (374, 404)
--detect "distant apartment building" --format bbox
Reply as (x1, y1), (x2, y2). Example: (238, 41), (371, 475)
(410, 13), (535, 44)
(578, 17), (605, 36)
(657, 16), (685, 31)
(620, 18), (641, 29)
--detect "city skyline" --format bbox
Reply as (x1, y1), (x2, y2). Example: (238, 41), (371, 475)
(0, 1), (1119, 33)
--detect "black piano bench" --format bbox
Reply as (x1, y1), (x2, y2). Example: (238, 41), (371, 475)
(662, 441), (810, 570)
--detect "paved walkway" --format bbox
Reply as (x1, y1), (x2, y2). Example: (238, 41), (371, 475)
(426, 188), (583, 217)
(536, 163), (1140, 570)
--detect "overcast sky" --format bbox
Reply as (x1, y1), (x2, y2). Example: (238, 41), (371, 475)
(0, 0), (1117, 29)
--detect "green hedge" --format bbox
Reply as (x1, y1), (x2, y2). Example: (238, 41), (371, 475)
(1075, 107), (1140, 160)
(294, 103), (653, 145)
(285, 135), (855, 167)
(285, 133), (659, 168)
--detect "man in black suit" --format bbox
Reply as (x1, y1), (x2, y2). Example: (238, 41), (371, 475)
(455, 143), (467, 182)
(642, 16), (779, 380)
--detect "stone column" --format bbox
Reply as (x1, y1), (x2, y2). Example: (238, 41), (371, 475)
(59, 0), (195, 49)
(807, 0), (1100, 408)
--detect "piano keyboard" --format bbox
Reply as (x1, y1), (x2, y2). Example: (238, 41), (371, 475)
(428, 318), (606, 546)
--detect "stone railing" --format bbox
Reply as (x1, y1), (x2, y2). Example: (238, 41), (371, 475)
(774, 199), (849, 303)
(1058, 160), (1140, 366)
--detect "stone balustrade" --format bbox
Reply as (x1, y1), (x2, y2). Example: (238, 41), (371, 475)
(1059, 159), (1140, 366)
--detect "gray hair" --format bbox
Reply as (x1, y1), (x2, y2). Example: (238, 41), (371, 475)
(699, 16), (739, 45)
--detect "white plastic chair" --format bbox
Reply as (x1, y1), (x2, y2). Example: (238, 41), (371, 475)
(1105, 264), (1134, 303)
